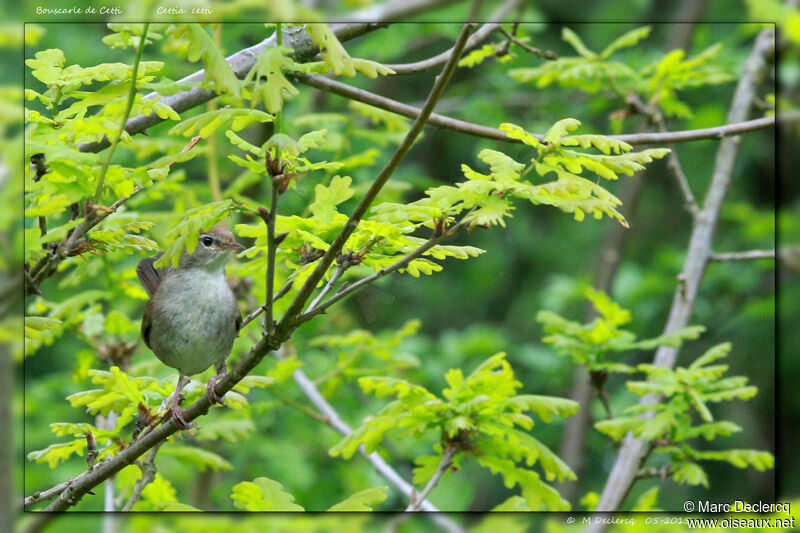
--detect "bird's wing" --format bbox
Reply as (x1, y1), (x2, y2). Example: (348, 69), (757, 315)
(136, 252), (170, 297)
(141, 298), (154, 350)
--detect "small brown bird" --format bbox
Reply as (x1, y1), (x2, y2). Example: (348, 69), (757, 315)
(137, 225), (244, 428)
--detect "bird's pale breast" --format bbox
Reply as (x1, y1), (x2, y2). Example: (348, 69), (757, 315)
(147, 267), (238, 375)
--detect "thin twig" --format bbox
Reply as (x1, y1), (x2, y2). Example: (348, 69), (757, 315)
(278, 23), (476, 329)
(300, 212), (474, 324)
(24, 478), (76, 507)
(384, 0), (521, 74)
(627, 93), (700, 217)
(93, 24), (150, 202)
(280, 24), (474, 328)
(498, 26), (557, 60)
(239, 280), (292, 331)
(262, 184), (280, 336)
(709, 249), (775, 261)
(305, 264), (345, 313)
(120, 440), (165, 512)
(406, 446), (456, 511)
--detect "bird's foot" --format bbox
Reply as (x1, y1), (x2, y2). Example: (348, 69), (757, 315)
(206, 375), (226, 406)
(170, 405), (192, 430)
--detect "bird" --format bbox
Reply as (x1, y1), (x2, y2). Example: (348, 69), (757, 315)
(137, 225), (244, 428)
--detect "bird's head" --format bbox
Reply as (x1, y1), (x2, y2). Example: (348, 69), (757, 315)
(180, 225), (245, 271)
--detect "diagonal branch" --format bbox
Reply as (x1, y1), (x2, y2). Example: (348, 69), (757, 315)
(285, 357), (463, 531)
(406, 446), (456, 511)
(384, 0), (522, 74)
(586, 27), (775, 524)
(277, 23), (476, 329)
(299, 212), (475, 325)
(35, 331), (285, 512)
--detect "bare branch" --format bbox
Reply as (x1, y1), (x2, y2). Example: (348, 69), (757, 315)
(710, 249), (776, 261)
(385, 0), (522, 74)
(296, 71), (785, 146)
(294, 71), (514, 141)
(24, 478), (77, 508)
(406, 446), (456, 511)
(588, 28), (775, 523)
(278, 23), (476, 328)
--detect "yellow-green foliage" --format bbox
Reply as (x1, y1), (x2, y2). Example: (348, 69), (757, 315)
(330, 352), (579, 511)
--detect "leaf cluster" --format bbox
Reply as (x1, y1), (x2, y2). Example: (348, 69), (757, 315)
(373, 118), (668, 230)
(509, 26), (734, 119)
(537, 287), (705, 374)
(595, 343), (774, 488)
(330, 352), (579, 510)
(27, 365), (272, 470)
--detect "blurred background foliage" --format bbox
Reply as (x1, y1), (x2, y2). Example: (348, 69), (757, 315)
(1, 0), (795, 530)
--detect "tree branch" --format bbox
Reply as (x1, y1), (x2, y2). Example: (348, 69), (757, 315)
(77, 22), (387, 154)
(278, 23), (476, 328)
(261, 183), (280, 336)
(239, 280), (292, 331)
(709, 249), (775, 261)
(120, 441), (165, 512)
(295, 71), (786, 146)
(284, 358), (463, 532)
(34, 331), (285, 512)
(626, 93), (700, 217)
(498, 26), (558, 60)
(305, 263), (346, 314)
(384, 0), (522, 74)
(406, 446), (455, 511)
(299, 213), (474, 325)
(587, 28), (775, 523)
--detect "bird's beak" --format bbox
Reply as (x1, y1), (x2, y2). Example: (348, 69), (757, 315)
(222, 241), (246, 251)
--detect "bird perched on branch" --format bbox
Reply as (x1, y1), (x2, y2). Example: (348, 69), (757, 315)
(137, 225), (244, 428)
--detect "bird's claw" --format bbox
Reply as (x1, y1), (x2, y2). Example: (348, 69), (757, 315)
(170, 405), (192, 430)
(207, 375), (226, 406)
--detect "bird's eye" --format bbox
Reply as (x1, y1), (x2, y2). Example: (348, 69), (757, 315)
(201, 236), (213, 247)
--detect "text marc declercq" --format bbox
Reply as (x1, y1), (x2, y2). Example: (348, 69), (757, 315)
(698, 501), (790, 514)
